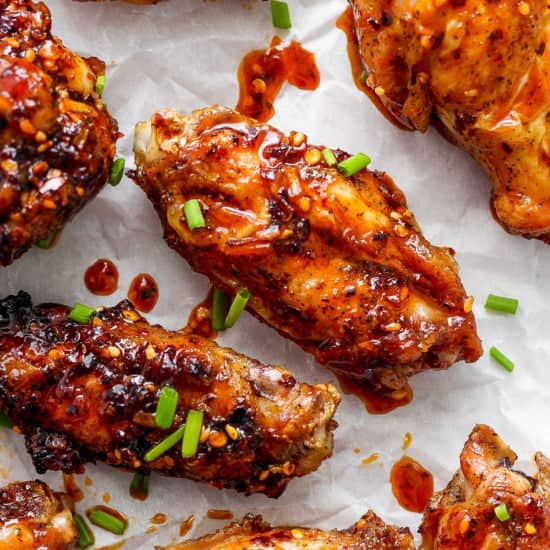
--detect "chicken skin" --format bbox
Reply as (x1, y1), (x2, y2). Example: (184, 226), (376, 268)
(349, 0), (550, 242)
(131, 105), (481, 396)
(0, 480), (76, 550)
(162, 511), (414, 550)
(421, 424), (550, 549)
(0, 292), (339, 498)
(0, 0), (119, 266)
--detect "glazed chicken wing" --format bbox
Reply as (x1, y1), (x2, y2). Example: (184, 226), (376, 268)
(162, 511), (414, 550)
(421, 424), (550, 549)
(0, 292), (339, 498)
(0, 0), (119, 266)
(0, 480), (76, 550)
(349, 0), (550, 242)
(131, 105), (481, 396)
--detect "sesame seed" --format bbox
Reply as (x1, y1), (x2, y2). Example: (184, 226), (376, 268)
(48, 349), (65, 360)
(25, 49), (36, 63)
(518, 1), (530, 14)
(42, 199), (57, 210)
(107, 345), (121, 358)
(259, 470), (270, 481)
(463, 296), (474, 313)
(374, 86), (386, 96)
(394, 224), (409, 237)
(145, 344), (157, 360)
(400, 287), (409, 301)
(92, 317), (103, 327)
(282, 462), (296, 476)
(199, 427), (211, 444)
(464, 89), (479, 97)
(19, 118), (36, 135)
(525, 523), (537, 535)
(420, 35), (432, 49)
(225, 424), (239, 441)
(1, 159), (17, 173)
(459, 516), (470, 534)
(251, 78), (267, 94)
(123, 309), (140, 321)
(292, 132), (306, 147)
(76, 186), (85, 197)
(291, 529), (304, 539)
(390, 211), (402, 220)
(208, 431), (228, 448)
(298, 196), (311, 212)
(384, 322), (402, 332)
(35, 131), (47, 142)
(304, 148), (322, 165)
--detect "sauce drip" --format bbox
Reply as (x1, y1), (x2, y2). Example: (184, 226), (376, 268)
(150, 513), (168, 525)
(362, 453), (379, 466)
(62, 474), (83, 503)
(183, 290), (216, 338)
(180, 514), (195, 537)
(402, 432), (412, 450)
(390, 456), (434, 513)
(207, 509), (234, 520)
(236, 36), (320, 122)
(103, 492), (111, 504)
(128, 274), (159, 313)
(85, 259), (119, 296)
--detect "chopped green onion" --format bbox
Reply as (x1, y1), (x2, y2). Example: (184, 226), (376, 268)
(359, 69), (368, 82)
(35, 232), (56, 249)
(74, 513), (94, 548)
(490, 346), (514, 372)
(322, 148), (337, 167)
(183, 199), (206, 230)
(182, 409), (204, 458)
(87, 508), (127, 536)
(155, 386), (179, 429)
(95, 75), (106, 97)
(337, 153), (371, 177)
(144, 425), (185, 463)
(0, 412), (12, 428)
(110, 158), (125, 186)
(224, 288), (250, 328)
(485, 294), (518, 315)
(271, 0), (291, 29)
(69, 303), (96, 324)
(494, 502), (510, 522)
(129, 472), (150, 500)
(211, 288), (230, 331)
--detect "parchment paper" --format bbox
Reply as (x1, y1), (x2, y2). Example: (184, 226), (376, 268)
(1, 0), (549, 547)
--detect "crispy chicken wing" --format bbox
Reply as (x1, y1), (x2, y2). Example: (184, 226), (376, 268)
(420, 424), (550, 549)
(0, 292), (339, 498)
(0, 0), (119, 266)
(349, 0), (550, 242)
(162, 511), (414, 550)
(0, 480), (76, 550)
(131, 105), (481, 394)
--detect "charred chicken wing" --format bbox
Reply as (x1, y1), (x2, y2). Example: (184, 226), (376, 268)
(421, 424), (550, 549)
(0, 0), (119, 266)
(0, 292), (339, 498)
(0, 480), (76, 550)
(131, 105), (482, 396)
(348, 0), (550, 242)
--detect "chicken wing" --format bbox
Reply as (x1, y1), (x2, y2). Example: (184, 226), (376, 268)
(420, 424), (550, 549)
(131, 105), (481, 395)
(348, 0), (550, 242)
(0, 0), (119, 266)
(0, 291), (339, 498)
(0, 480), (76, 550)
(162, 511), (414, 550)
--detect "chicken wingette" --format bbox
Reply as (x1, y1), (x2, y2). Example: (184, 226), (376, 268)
(348, 0), (550, 242)
(0, 292), (339, 498)
(162, 511), (414, 550)
(0, 480), (76, 550)
(131, 105), (482, 395)
(0, 0), (119, 266)
(421, 424), (550, 549)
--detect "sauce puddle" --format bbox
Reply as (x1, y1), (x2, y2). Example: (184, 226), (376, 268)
(63, 473), (84, 503)
(85, 259), (119, 296)
(128, 273), (159, 313)
(389, 455), (434, 512)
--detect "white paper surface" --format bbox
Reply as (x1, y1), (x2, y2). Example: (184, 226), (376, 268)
(1, 0), (550, 547)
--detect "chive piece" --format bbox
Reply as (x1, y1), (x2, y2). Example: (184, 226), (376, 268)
(155, 386), (179, 429)
(69, 303), (96, 324)
(224, 288), (250, 328)
(485, 294), (519, 315)
(211, 288), (230, 331)
(337, 153), (371, 177)
(271, 0), (291, 29)
(490, 346), (514, 372)
(0, 412), (12, 428)
(183, 199), (206, 230)
(494, 503), (510, 522)
(74, 514), (94, 548)
(129, 472), (150, 500)
(95, 75), (106, 97)
(35, 232), (56, 249)
(87, 508), (127, 536)
(359, 69), (368, 82)
(182, 409), (204, 458)
(110, 158), (125, 186)
(322, 148), (337, 167)
(144, 425), (185, 463)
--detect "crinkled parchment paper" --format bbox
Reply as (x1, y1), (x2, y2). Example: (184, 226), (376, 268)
(1, 0), (550, 547)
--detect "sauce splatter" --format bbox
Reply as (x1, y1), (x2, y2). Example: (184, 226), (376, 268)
(390, 456), (434, 513)
(353, 447), (361, 454)
(207, 509), (234, 520)
(362, 453), (379, 466)
(236, 36), (320, 122)
(128, 273), (159, 313)
(85, 259), (119, 296)
(183, 290), (216, 338)
(150, 513), (168, 525)
(180, 514), (195, 537)
(402, 432), (412, 450)
(146, 526), (157, 535)
(84, 476), (93, 487)
(63, 474), (84, 503)
(102, 492), (111, 504)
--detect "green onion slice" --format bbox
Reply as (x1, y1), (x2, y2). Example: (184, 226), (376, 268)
(0, 412), (12, 428)
(359, 69), (368, 82)
(211, 288), (230, 331)
(129, 472), (150, 500)
(87, 508), (127, 536)
(35, 232), (56, 249)
(69, 303), (96, 324)
(182, 409), (204, 458)
(95, 75), (106, 97)
(494, 502), (510, 522)
(322, 148), (337, 167)
(110, 158), (125, 186)
(490, 346), (514, 372)
(155, 386), (179, 429)
(74, 513), (94, 548)
(271, 0), (291, 29)
(224, 288), (250, 329)
(144, 425), (185, 463)
(183, 199), (206, 230)
(485, 294), (519, 315)
(337, 153), (371, 177)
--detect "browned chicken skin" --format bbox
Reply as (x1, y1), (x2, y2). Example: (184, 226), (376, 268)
(0, 480), (76, 550)
(162, 511), (414, 550)
(421, 424), (550, 549)
(0, 292), (339, 498)
(349, 0), (550, 242)
(131, 105), (481, 394)
(0, 0), (119, 266)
